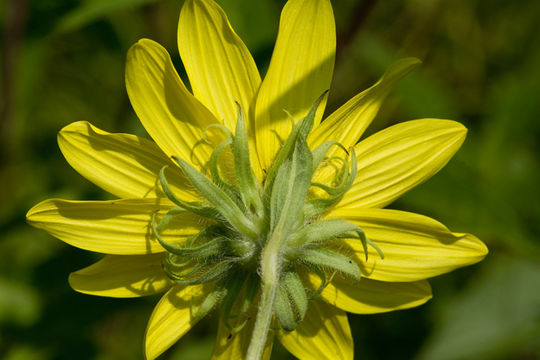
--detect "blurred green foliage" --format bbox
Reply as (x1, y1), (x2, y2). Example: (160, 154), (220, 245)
(1, 0), (539, 359)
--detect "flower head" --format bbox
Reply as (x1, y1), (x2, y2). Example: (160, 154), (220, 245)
(26, 0), (488, 359)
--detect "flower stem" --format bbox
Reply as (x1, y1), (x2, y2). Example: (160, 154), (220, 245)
(246, 231), (282, 360)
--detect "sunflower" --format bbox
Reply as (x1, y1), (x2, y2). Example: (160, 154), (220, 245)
(26, 0), (487, 359)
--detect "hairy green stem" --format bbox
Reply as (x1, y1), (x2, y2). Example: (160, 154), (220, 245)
(246, 231), (282, 360)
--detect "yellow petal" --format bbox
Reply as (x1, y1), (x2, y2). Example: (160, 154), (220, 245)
(335, 119), (468, 209)
(26, 198), (205, 255)
(58, 121), (197, 200)
(69, 254), (172, 297)
(254, 0), (335, 171)
(126, 38), (220, 169)
(307, 274), (432, 314)
(278, 300), (353, 360)
(211, 318), (274, 360)
(178, 0), (260, 131)
(145, 284), (210, 360)
(327, 207), (488, 281)
(309, 58), (421, 153)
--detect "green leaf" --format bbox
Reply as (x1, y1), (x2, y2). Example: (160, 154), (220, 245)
(54, 0), (157, 34)
(418, 257), (540, 360)
(0, 278), (41, 326)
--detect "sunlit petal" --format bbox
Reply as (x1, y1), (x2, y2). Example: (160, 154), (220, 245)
(145, 284), (210, 360)
(26, 198), (206, 255)
(307, 274), (432, 314)
(327, 207), (488, 281)
(126, 38), (221, 169)
(278, 300), (353, 360)
(69, 254), (172, 297)
(212, 318), (273, 360)
(332, 119), (467, 209)
(178, 0), (260, 131)
(309, 58), (421, 153)
(254, 0), (335, 170)
(58, 121), (196, 200)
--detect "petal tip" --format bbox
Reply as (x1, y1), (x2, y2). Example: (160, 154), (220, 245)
(57, 121), (90, 144)
(408, 56), (423, 65)
(25, 207), (37, 225)
(452, 122), (468, 146)
(25, 199), (49, 225)
(477, 238), (489, 258)
(67, 272), (84, 294)
(381, 57), (422, 82)
(427, 119), (468, 143)
(127, 38), (161, 62)
(395, 57), (422, 69)
(459, 233), (489, 263)
(455, 121), (468, 135)
(59, 120), (88, 133)
(422, 282), (434, 303)
(135, 38), (154, 48)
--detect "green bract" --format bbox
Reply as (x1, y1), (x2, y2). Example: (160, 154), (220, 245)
(152, 94), (383, 333)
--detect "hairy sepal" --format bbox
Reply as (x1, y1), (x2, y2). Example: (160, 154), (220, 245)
(159, 166), (220, 220)
(274, 282), (296, 332)
(303, 149), (357, 220)
(263, 92), (326, 198)
(167, 259), (235, 285)
(208, 137), (240, 201)
(219, 273), (247, 331)
(300, 246), (361, 281)
(192, 281), (226, 321)
(282, 270), (308, 323)
(233, 104), (263, 216)
(173, 157), (258, 238)
(269, 137), (313, 240)
(286, 219), (362, 248)
(311, 140), (348, 174)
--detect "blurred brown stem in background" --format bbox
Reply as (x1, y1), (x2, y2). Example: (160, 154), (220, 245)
(336, 0), (377, 58)
(2, 0), (27, 165)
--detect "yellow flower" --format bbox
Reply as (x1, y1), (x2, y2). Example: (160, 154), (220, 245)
(26, 0), (488, 359)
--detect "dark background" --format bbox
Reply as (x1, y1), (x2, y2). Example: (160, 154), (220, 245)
(1, 0), (540, 359)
